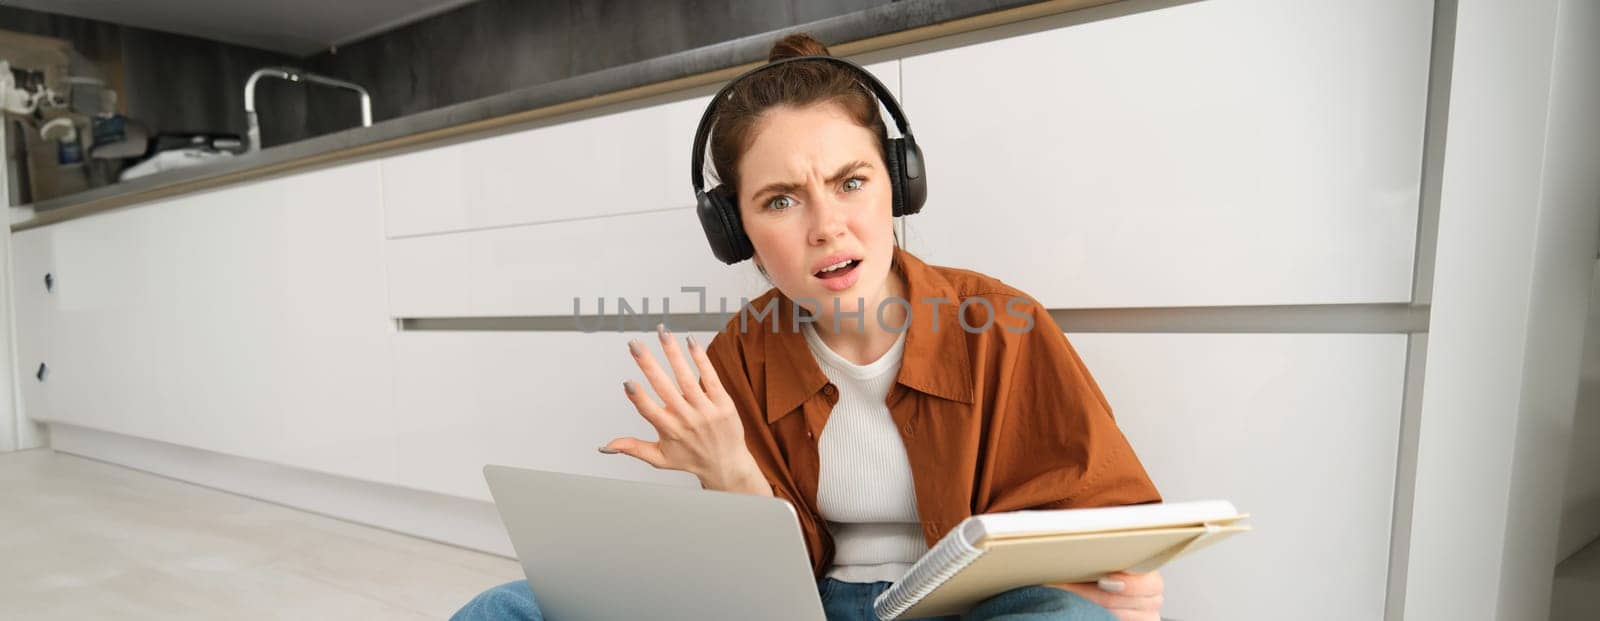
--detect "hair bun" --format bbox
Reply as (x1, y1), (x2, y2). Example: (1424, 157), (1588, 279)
(768, 32), (831, 61)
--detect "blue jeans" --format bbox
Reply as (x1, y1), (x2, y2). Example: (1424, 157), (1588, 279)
(450, 577), (1117, 621)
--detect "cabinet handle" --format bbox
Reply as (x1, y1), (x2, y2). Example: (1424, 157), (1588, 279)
(43, 273), (53, 292)
(35, 362), (47, 382)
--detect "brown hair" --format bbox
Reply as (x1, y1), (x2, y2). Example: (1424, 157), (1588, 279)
(707, 32), (890, 203)
(710, 32), (899, 280)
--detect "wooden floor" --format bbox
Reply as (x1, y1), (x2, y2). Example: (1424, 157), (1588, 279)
(0, 448), (522, 619)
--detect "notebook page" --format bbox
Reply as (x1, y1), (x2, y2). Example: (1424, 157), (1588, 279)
(963, 500), (1239, 542)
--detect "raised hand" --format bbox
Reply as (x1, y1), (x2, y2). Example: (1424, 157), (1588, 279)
(600, 323), (772, 497)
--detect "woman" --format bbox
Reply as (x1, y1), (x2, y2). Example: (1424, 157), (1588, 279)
(453, 33), (1166, 621)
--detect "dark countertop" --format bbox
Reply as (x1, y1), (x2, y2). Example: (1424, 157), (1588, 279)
(12, 0), (1115, 231)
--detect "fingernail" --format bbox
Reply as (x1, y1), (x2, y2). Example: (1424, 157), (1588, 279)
(1097, 578), (1125, 593)
(598, 444), (620, 455)
(657, 323), (667, 339)
(686, 335), (697, 350)
(622, 380), (634, 394)
(627, 340), (640, 356)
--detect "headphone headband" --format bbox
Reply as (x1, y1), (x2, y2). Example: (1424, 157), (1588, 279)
(689, 54), (914, 191)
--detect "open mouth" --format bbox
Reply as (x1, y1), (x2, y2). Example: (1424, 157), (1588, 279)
(814, 258), (861, 279)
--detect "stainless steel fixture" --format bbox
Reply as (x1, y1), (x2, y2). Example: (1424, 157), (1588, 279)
(244, 67), (372, 152)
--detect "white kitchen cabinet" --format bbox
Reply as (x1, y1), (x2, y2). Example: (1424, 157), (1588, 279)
(465, 207), (773, 317)
(386, 231), (471, 317)
(391, 330), (709, 501)
(1071, 332), (1408, 621)
(465, 103), (674, 230)
(660, 94), (716, 210)
(10, 229), (58, 426)
(16, 162), (398, 485)
(381, 144), (471, 238)
(25, 205), (172, 439)
(377, 104), (674, 239)
(386, 207), (772, 318)
(899, 0), (1433, 307)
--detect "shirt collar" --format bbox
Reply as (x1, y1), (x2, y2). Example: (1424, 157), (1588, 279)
(762, 245), (974, 424)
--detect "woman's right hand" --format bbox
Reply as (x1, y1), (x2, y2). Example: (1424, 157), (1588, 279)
(600, 323), (772, 497)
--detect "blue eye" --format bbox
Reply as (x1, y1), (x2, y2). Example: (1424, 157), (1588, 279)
(843, 177), (864, 192)
(766, 195), (794, 211)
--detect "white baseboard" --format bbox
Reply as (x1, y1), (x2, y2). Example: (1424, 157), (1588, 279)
(47, 422), (514, 558)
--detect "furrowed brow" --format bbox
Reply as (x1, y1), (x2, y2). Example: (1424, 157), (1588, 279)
(749, 160), (873, 202)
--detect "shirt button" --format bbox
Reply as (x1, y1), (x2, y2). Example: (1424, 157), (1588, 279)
(822, 384), (836, 396)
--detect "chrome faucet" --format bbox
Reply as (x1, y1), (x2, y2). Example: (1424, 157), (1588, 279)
(244, 67), (373, 152)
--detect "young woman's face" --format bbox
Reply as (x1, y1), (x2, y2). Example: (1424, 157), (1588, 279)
(737, 102), (898, 325)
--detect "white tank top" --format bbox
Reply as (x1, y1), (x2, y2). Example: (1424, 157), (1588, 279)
(801, 321), (928, 584)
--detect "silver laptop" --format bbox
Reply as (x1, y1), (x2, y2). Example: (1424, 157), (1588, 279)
(483, 464), (827, 621)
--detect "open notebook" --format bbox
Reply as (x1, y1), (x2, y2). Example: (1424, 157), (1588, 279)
(873, 500), (1250, 620)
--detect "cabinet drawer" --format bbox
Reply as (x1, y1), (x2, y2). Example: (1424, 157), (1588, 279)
(900, 0), (1433, 307)
(1072, 332), (1407, 620)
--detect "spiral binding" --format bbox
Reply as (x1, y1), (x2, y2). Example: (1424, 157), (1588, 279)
(871, 520), (986, 620)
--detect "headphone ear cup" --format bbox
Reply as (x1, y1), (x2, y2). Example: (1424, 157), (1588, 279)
(883, 138), (908, 217)
(884, 137), (927, 217)
(896, 136), (927, 216)
(696, 185), (754, 264)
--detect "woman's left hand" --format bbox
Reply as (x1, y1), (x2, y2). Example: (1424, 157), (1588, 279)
(1047, 570), (1163, 621)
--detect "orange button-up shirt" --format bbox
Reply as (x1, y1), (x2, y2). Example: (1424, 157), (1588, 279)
(704, 245), (1162, 578)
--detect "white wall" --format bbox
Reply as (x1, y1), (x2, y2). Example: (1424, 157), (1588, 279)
(1560, 260), (1600, 561)
(1402, 0), (1600, 619)
(0, 112), (14, 453)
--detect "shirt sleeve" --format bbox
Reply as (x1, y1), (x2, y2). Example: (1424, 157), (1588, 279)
(702, 330), (833, 576)
(982, 295), (1163, 513)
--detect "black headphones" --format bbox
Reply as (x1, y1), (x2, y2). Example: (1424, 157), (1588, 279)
(690, 54), (927, 265)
